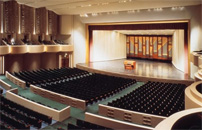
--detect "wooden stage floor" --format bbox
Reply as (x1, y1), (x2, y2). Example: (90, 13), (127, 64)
(77, 59), (193, 85)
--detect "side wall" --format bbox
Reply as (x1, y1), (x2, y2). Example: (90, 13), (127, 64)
(5, 53), (59, 72)
(172, 30), (185, 72)
(91, 31), (126, 62)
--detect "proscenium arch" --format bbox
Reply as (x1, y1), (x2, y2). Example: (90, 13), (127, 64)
(86, 20), (190, 75)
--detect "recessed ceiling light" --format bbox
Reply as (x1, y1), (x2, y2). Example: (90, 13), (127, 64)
(127, 10), (135, 14)
(92, 13), (98, 17)
(179, 6), (184, 10)
(80, 14), (88, 17)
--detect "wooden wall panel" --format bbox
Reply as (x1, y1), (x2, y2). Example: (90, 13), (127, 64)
(35, 7), (47, 34)
(48, 11), (58, 35)
(127, 35), (172, 61)
(21, 5), (34, 34)
(3, 1), (19, 33)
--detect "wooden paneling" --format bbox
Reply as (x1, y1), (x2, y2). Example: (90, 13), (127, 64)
(127, 35), (172, 61)
(3, 1), (19, 33)
(21, 5), (34, 34)
(35, 7), (47, 34)
(48, 11), (58, 35)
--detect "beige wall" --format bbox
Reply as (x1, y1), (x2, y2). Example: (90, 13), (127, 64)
(72, 15), (86, 66)
(91, 31), (126, 62)
(172, 30), (185, 72)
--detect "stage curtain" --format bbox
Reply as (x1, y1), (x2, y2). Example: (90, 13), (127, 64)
(90, 31), (126, 62)
(172, 30), (185, 72)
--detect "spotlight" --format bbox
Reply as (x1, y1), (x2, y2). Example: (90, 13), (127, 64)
(179, 6), (184, 10)
(92, 13), (98, 16)
(80, 14), (88, 17)
(111, 11), (119, 15)
(171, 7), (177, 11)
(127, 10), (135, 14)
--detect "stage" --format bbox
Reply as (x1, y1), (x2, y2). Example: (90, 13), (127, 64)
(77, 59), (193, 85)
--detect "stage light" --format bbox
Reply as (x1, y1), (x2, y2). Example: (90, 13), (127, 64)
(111, 11), (119, 15)
(92, 13), (98, 17)
(127, 10), (135, 14)
(80, 14), (88, 17)
(171, 7), (177, 11)
(179, 6), (184, 10)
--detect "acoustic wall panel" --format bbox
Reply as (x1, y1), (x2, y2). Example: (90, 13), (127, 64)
(129, 36), (134, 54)
(146, 37), (149, 55)
(3, 1), (19, 33)
(149, 37), (153, 56)
(134, 36), (138, 55)
(153, 37), (157, 54)
(127, 35), (172, 60)
(35, 7), (47, 34)
(158, 37), (162, 57)
(21, 5), (34, 34)
(162, 37), (168, 58)
(48, 11), (58, 35)
(126, 36), (129, 55)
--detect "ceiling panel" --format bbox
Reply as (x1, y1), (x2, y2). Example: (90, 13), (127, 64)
(115, 30), (176, 35)
(15, 0), (202, 15)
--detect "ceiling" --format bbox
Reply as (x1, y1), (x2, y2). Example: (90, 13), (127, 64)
(115, 30), (176, 35)
(15, 0), (202, 15)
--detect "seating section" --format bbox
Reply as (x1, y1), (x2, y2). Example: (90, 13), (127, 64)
(0, 96), (52, 129)
(108, 81), (187, 117)
(42, 40), (55, 45)
(57, 119), (112, 130)
(54, 40), (68, 45)
(0, 88), (3, 94)
(196, 83), (202, 94)
(14, 67), (89, 87)
(38, 73), (136, 105)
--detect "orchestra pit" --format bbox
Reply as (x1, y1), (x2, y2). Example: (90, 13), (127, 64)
(0, 0), (202, 130)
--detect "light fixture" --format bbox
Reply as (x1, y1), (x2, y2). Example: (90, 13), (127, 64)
(80, 14), (88, 17)
(111, 11), (119, 15)
(81, 4), (91, 7)
(179, 6), (184, 10)
(119, 0), (127, 3)
(102, 2), (109, 5)
(119, 0), (132, 3)
(127, 10), (135, 14)
(171, 7), (177, 11)
(92, 13), (98, 16)
(154, 8), (163, 11)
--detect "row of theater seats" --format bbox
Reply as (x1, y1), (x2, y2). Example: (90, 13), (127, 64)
(57, 119), (112, 130)
(196, 83), (202, 94)
(108, 81), (187, 117)
(0, 96), (52, 129)
(38, 73), (136, 105)
(14, 67), (89, 87)
(19, 94), (59, 110)
(0, 88), (3, 94)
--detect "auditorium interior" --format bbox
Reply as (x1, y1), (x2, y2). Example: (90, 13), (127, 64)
(0, 0), (202, 130)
